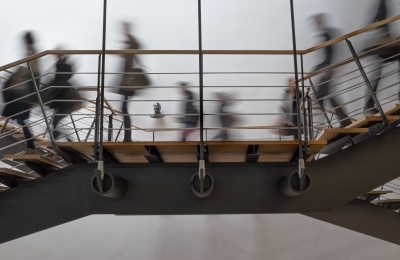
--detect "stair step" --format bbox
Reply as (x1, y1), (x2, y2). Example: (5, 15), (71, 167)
(366, 190), (393, 195)
(346, 116), (400, 129)
(373, 199), (400, 204)
(316, 128), (369, 141)
(3, 154), (65, 169)
(0, 168), (37, 180)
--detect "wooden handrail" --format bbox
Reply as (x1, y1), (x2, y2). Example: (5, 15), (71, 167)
(2, 14), (400, 73)
(0, 50), (300, 71)
(303, 14), (400, 54)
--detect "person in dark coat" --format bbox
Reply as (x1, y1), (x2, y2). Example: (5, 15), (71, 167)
(212, 93), (234, 141)
(275, 77), (302, 139)
(46, 54), (82, 140)
(362, 0), (400, 114)
(309, 14), (352, 127)
(179, 83), (199, 141)
(1, 32), (39, 154)
(118, 21), (142, 142)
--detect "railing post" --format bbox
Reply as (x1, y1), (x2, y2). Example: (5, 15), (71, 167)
(289, 0), (305, 187)
(70, 115), (81, 142)
(300, 55), (308, 156)
(307, 96), (314, 140)
(27, 62), (59, 154)
(107, 114), (113, 141)
(115, 122), (123, 142)
(345, 39), (388, 126)
(84, 117), (96, 142)
(309, 78), (332, 128)
(0, 118), (9, 134)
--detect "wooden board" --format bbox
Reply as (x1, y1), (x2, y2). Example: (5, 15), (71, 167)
(316, 128), (369, 141)
(0, 168), (37, 180)
(155, 142), (199, 163)
(103, 143), (149, 163)
(207, 143), (247, 163)
(3, 154), (65, 169)
(374, 104), (400, 116)
(346, 116), (400, 128)
(51, 141), (328, 164)
(366, 190), (393, 195)
(373, 199), (400, 204)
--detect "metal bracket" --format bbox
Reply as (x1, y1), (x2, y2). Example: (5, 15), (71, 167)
(351, 123), (386, 145)
(144, 145), (163, 163)
(320, 135), (352, 154)
(190, 168), (214, 199)
(245, 145), (260, 162)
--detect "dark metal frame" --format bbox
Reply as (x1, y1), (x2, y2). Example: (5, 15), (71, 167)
(289, 0), (306, 190)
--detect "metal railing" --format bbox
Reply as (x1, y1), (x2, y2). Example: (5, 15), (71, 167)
(0, 15), (400, 185)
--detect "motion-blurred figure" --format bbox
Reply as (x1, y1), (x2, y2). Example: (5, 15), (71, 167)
(117, 21), (149, 142)
(274, 78), (302, 139)
(1, 32), (39, 154)
(178, 82), (198, 141)
(309, 14), (352, 127)
(212, 93), (234, 141)
(362, 0), (400, 115)
(44, 53), (82, 140)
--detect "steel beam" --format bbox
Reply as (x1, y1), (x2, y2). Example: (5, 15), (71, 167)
(303, 199), (400, 246)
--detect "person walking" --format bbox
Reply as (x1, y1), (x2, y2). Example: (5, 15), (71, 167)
(309, 14), (352, 127)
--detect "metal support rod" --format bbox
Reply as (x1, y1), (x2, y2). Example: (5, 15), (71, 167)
(108, 114), (113, 141)
(309, 78), (332, 128)
(98, 0), (107, 178)
(300, 55), (308, 156)
(0, 119), (9, 134)
(85, 117), (96, 142)
(345, 39), (389, 126)
(197, 0), (205, 180)
(27, 62), (58, 153)
(289, 0), (305, 182)
(93, 54), (102, 160)
(115, 121), (123, 142)
(70, 115), (81, 142)
(307, 96), (314, 140)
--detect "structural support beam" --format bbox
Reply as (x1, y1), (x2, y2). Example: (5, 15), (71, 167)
(303, 199), (400, 246)
(1, 127), (400, 244)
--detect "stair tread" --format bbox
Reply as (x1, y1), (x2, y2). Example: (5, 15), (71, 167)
(316, 128), (369, 141)
(3, 154), (65, 169)
(346, 116), (400, 129)
(373, 199), (400, 204)
(366, 190), (393, 195)
(0, 168), (37, 180)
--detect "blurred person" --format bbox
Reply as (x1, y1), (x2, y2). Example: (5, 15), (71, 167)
(43, 53), (82, 141)
(1, 32), (40, 154)
(273, 77), (302, 139)
(117, 21), (149, 142)
(178, 82), (198, 141)
(212, 92), (235, 141)
(362, 0), (400, 115)
(309, 14), (352, 127)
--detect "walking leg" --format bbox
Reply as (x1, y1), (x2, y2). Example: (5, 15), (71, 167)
(122, 95), (132, 141)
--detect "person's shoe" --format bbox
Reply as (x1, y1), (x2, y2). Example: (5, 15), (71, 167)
(21, 147), (39, 155)
(123, 139), (133, 142)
